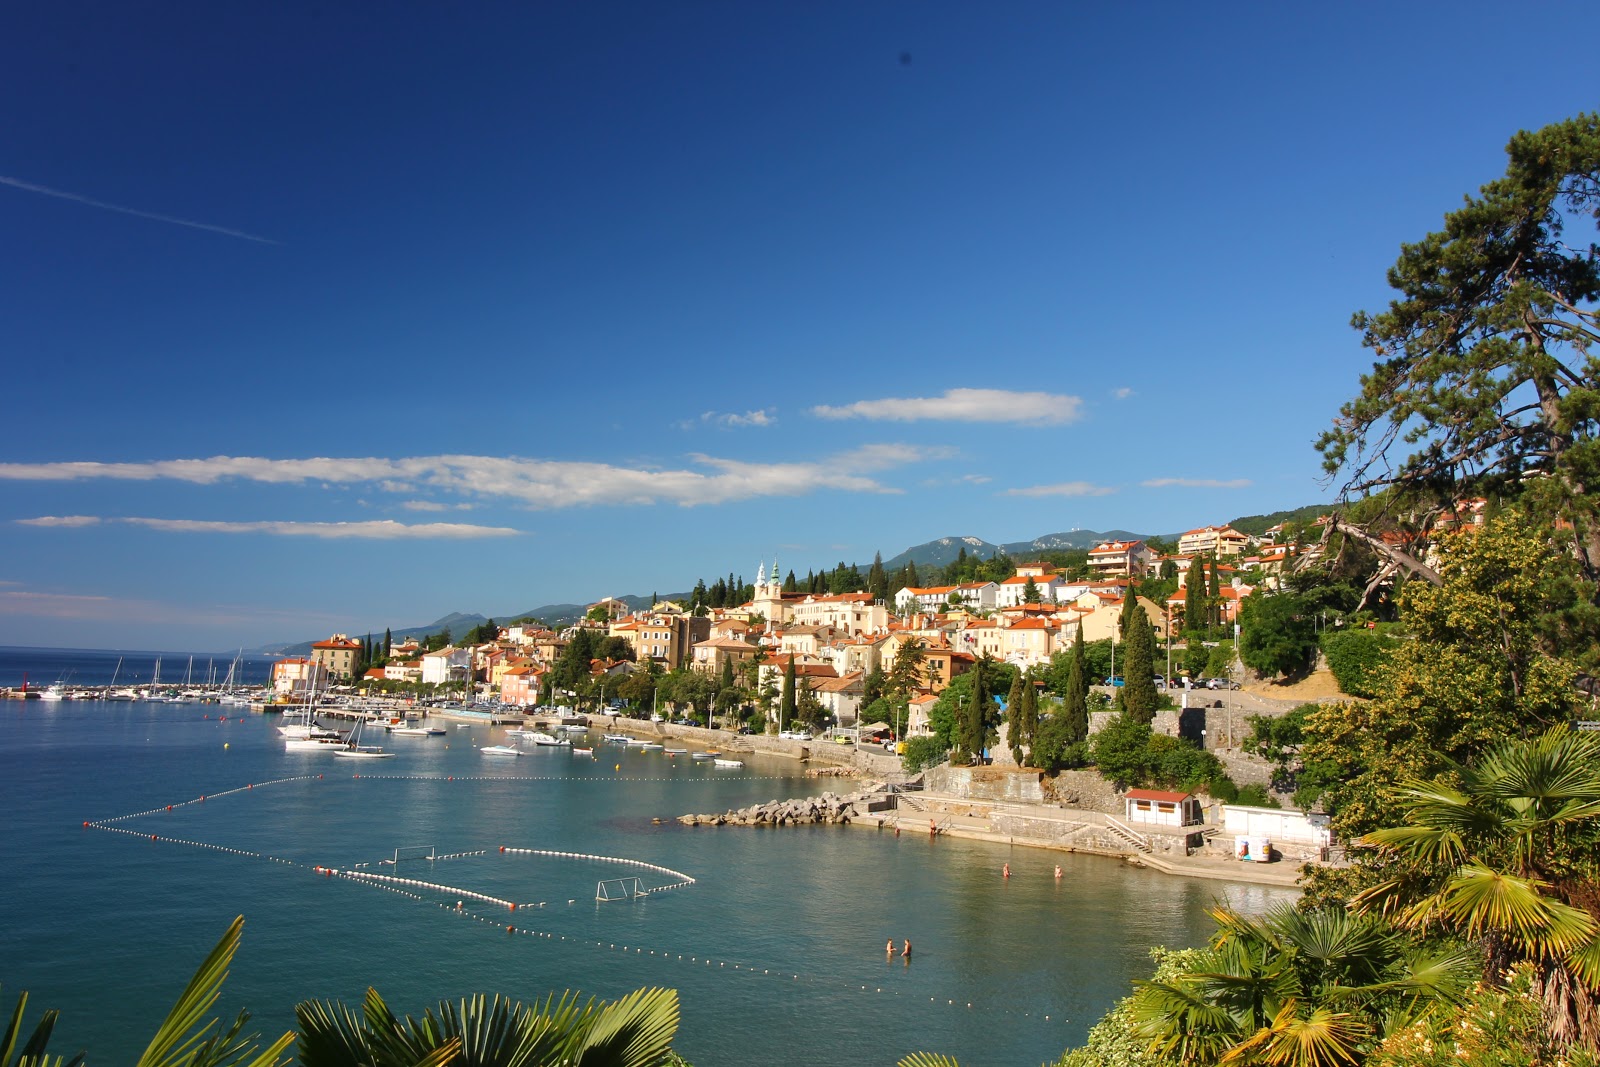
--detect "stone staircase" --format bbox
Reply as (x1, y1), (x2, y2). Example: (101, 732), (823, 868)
(1103, 814), (1153, 854)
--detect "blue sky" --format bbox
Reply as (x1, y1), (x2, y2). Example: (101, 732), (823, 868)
(2, 3), (1595, 651)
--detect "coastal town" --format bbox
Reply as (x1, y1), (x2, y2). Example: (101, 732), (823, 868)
(248, 517), (1370, 889)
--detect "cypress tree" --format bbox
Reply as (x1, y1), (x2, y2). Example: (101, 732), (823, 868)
(780, 655), (796, 732)
(1065, 628), (1089, 744)
(784, 570), (797, 594)
(960, 656), (991, 764)
(867, 552), (888, 603)
(383, 627), (393, 655)
(1120, 597), (1159, 724)
(1207, 559), (1222, 628)
(905, 560), (919, 588)
(1005, 670), (1025, 764)
(1018, 670), (1039, 764)
(1184, 557), (1206, 634)
(1022, 576), (1040, 604)
(720, 655), (734, 693)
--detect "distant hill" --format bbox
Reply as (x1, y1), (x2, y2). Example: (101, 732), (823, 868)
(1226, 504), (1327, 538)
(883, 529), (1154, 571)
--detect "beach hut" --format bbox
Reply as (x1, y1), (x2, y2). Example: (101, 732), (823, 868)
(1123, 788), (1202, 828)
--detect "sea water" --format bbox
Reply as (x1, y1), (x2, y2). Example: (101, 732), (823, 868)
(0, 650), (1293, 1066)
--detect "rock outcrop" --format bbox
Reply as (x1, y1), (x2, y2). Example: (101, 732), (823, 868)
(678, 791), (859, 827)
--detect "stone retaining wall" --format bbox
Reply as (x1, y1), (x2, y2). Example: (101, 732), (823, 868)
(923, 765), (1045, 803)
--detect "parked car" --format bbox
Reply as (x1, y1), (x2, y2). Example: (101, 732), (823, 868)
(1103, 676), (1124, 687)
(778, 729), (813, 741)
(1205, 678), (1241, 690)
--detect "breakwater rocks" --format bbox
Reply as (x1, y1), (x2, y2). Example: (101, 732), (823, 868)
(679, 792), (859, 827)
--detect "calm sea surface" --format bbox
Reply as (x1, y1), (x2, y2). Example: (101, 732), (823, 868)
(0, 647), (1293, 1066)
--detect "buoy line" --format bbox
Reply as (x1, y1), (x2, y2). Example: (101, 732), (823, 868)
(84, 776), (1060, 1028)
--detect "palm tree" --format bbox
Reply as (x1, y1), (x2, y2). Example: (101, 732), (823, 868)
(1354, 725), (1600, 1047)
(1125, 904), (1473, 1066)
(295, 986), (680, 1067)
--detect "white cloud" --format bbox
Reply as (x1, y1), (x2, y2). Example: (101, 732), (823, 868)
(1142, 478), (1253, 489)
(15, 516), (521, 539)
(401, 500), (448, 512)
(679, 409), (775, 429)
(17, 515), (102, 527)
(0, 174), (279, 244)
(0, 447), (942, 508)
(960, 474), (992, 485)
(1113, 387), (1135, 399)
(1002, 481), (1118, 498)
(811, 388), (1083, 425)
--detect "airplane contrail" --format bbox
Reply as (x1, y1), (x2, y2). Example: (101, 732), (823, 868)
(0, 175), (280, 245)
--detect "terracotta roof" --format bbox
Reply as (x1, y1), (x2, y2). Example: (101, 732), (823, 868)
(1125, 788), (1192, 803)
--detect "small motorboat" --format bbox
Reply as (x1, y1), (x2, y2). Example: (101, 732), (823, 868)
(520, 731), (570, 747)
(690, 751), (715, 761)
(712, 758), (744, 768)
(664, 748), (687, 756)
(388, 725), (444, 736)
(480, 745), (523, 757)
(572, 746), (594, 756)
(602, 734), (631, 743)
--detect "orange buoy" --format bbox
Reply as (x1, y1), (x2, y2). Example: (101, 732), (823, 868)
(509, 902), (516, 910)
(506, 925), (514, 934)
(82, 821), (89, 828)
(167, 805), (172, 811)
(499, 845), (506, 853)
(151, 834), (158, 841)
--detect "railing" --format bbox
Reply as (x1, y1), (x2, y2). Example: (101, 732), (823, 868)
(1103, 813), (1153, 853)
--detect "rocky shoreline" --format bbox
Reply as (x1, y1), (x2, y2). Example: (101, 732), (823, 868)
(678, 791), (860, 827)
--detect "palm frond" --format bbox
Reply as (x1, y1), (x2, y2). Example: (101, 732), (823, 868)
(1564, 926), (1600, 991)
(568, 986), (679, 1067)
(134, 917), (293, 1067)
(1429, 864), (1598, 954)
(2, 987), (82, 1067)
(897, 1055), (962, 1067)
(1257, 1003), (1368, 1067)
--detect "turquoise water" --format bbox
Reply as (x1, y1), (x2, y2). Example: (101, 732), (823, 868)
(1, 698), (1291, 1065)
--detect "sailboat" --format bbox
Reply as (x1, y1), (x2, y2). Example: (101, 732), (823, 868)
(333, 716), (395, 760)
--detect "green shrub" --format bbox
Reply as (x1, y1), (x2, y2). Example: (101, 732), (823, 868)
(900, 735), (948, 774)
(1234, 783), (1280, 808)
(1319, 628), (1397, 698)
(1207, 774), (1239, 804)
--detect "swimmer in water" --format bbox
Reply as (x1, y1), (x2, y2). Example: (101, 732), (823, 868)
(901, 939), (912, 959)
(886, 938), (894, 955)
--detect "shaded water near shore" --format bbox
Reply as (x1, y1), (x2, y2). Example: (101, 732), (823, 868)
(2, 681), (1293, 1065)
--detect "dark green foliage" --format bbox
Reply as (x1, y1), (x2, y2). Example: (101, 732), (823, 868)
(1183, 557), (1206, 634)
(1237, 591), (1317, 678)
(1233, 784), (1279, 808)
(779, 655), (796, 732)
(1005, 671), (1025, 764)
(867, 552), (889, 603)
(957, 657), (990, 764)
(1089, 714), (1153, 787)
(1090, 714), (1223, 790)
(1017, 673), (1039, 764)
(1319, 628), (1397, 698)
(1316, 114), (1600, 611)
(1031, 715), (1089, 773)
(1225, 504), (1330, 538)
(1206, 775), (1239, 803)
(1118, 601), (1159, 724)
(1022, 576), (1040, 604)
(900, 735), (948, 774)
